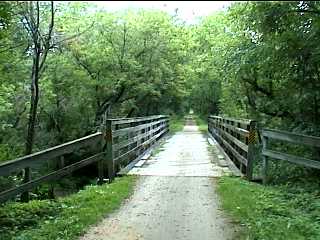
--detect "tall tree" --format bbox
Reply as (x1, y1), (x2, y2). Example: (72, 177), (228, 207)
(19, 1), (55, 201)
(21, 1), (55, 155)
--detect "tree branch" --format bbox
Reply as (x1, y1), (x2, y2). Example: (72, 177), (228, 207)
(51, 21), (95, 48)
(39, 1), (54, 72)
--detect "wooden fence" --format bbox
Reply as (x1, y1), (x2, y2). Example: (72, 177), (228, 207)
(208, 115), (258, 180)
(108, 115), (169, 175)
(261, 129), (320, 184)
(0, 115), (169, 203)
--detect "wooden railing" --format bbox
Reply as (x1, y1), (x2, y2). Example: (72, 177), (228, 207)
(261, 129), (320, 184)
(108, 115), (169, 174)
(0, 132), (103, 203)
(208, 115), (258, 180)
(0, 115), (169, 203)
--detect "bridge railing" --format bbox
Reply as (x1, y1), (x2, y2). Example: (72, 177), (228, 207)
(208, 115), (258, 180)
(0, 115), (169, 203)
(0, 132), (103, 203)
(108, 115), (169, 175)
(261, 129), (320, 184)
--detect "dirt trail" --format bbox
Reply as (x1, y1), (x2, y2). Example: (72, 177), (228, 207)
(80, 117), (240, 240)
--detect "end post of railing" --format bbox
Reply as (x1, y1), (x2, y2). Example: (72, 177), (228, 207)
(98, 118), (106, 185)
(105, 120), (115, 182)
(262, 134), (268, 185)
(21, 167), (31, 202)
(246, 120), (257, 181)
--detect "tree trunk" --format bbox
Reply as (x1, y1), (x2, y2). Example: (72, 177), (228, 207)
(21, 1), (54, 202)
(25, 50), (40, 155)
(21, 44), (40, 202)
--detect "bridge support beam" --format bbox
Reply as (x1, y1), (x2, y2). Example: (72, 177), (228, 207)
(246, 121), (257, 181)
(105, 120), (115, 182)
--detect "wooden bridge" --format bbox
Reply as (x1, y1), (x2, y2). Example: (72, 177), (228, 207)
(0, 114), (320, 203)
(0, 115), (169, 202)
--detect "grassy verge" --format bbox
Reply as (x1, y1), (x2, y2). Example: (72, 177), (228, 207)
(0, 176), (137, 240)
(194, 116), (207, 134)
(217, 176), (320, 240)
(169, 115), (184, 133)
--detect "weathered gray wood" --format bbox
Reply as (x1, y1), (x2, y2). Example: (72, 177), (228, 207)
(218, 129), (248, 152)
(21, 167), (31, 202)
(0, 132), (103, 177)
(208, 120), (249, 137)
(113, 127), (168, 163)
(113, 119), (167, 137)
(108, 115), (165, 122)
(262, 129), (320, 147)
(208, 132), (243, 177)
(0, 115), (169, 203)
(262, 136), (268, 185)
(209, 115), (251, 128)
(98, 116), (107, 184)
(261, 128), (320, 184)
(106, 120), (115, 182)
(111, 115), (167, 125)
(262, 149), (320, 170)
(208, 115), (259, 180)
(0, 152), (104, 203)
(213, 130), (248, 166)
(113, 123), (166, 151)
(119, 125), (167, 162)
(58, 155), (65, 169)
(246, 121), (257, 181)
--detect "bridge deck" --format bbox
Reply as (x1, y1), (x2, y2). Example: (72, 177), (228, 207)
(128, 121), (232, 177)
(81, 119), (240, 240)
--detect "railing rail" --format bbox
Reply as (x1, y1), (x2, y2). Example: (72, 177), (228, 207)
(0, 132), (103, 177)
(111, 115), (169, 173)
(0, 132), (104, 203)
(0, 115), (169, 203)
(208, 115), (258, 180)
(261, 128), (320, 184)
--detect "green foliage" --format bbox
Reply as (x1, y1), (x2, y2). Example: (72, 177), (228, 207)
(0, 2), (193, 164)
(194, 116), (207, 134)
(217, 176), (320, 240)
(169, 115), (184, 133)
(189, 2), (320, 136)
(0, 3), (192, 195)
(0, 176), (137, 240)
(0, 2), (320, 237)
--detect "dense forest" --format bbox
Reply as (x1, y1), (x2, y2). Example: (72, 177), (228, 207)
(1, 1), (319, 162)
(1, 2), (320, 239)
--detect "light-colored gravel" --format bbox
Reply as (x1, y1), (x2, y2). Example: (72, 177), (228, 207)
(80, 121), (241, 240)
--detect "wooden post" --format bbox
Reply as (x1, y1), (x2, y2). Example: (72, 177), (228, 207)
(246, 121), (257, 181)
(98, 115), (105, 185)
(262, 135), (268, 185)
(59, 155), (65, 168)
(106, 120), (115, 182)
(21, 167), (31, 202)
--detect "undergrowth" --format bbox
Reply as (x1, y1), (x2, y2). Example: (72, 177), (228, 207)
(217, 176), (320, 240)
(0, 176), (137, 240)
(194, 115), (207, 134)
(169, 115), (184, 133)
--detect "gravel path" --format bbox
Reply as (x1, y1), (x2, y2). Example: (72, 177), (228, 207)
(80, 120), (241, 240)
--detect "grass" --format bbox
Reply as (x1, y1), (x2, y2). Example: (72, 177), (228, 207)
(217, 176), (320, 240)
(194, 115), (208, 134)
(169, 115), (184, 133)
(0, 176), (137, 240)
